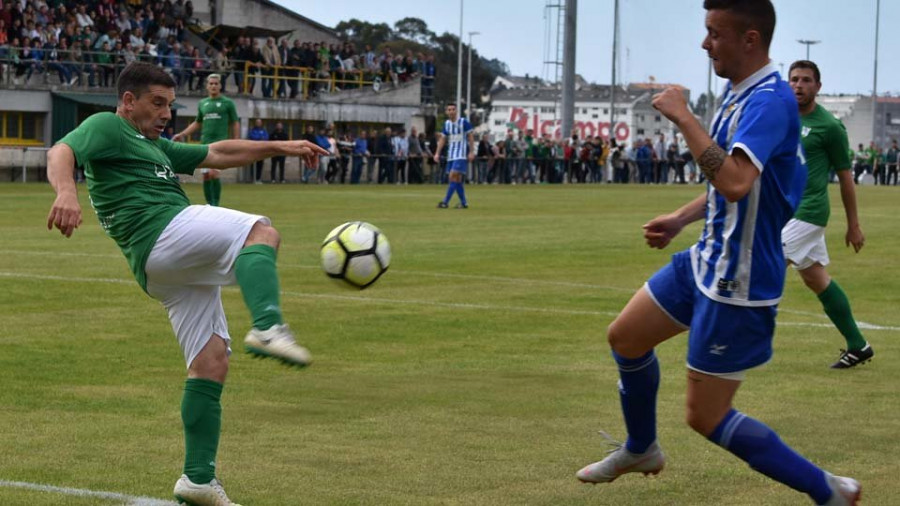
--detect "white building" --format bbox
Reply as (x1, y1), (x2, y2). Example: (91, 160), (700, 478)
(486, 81), (690, 146)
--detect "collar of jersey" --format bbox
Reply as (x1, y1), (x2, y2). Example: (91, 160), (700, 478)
(730, 60), (779, 96)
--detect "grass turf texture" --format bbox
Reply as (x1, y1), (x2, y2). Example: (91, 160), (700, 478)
(0, 183), (897, 505)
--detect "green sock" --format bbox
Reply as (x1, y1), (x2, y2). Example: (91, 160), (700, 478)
(235, 244), (283, 330)
(818, 280), (867, 350)
(182, 378), (223, 484)
(202, 179), (213, 205)
(211, 179), (222, 206)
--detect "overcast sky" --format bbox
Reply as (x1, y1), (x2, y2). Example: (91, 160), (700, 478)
(274, 0), (897, 100)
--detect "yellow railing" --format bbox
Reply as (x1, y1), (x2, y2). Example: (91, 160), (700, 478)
(241, 62), (376, 99)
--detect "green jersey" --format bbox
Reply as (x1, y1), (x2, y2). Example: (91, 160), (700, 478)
(59, 112), (208, 291)
(794, 104), (851, 227)
(196, 95), (239, 144)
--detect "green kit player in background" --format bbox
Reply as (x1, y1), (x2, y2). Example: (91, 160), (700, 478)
(785, 60), (873, 368)
(46, 62), (328, 506)
(173, 73), (238, 206)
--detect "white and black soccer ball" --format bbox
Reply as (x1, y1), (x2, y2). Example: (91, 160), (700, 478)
(320, 221), (391, 289)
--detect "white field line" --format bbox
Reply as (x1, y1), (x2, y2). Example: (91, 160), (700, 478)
(1, 270), (898, 331)
(0, 479), (176, 505)
(0, 250), (635, 292)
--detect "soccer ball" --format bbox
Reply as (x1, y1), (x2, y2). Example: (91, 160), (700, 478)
(320, 221), (391, 289)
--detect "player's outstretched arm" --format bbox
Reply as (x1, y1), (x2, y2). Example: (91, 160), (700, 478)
(652, 88), (759, 202)
(836, 169), (865, 252)
(643, 193), (706, 249)
(46, 143), (83, 238)
(203, 139), (328, 171)
(173, 121), (201, 142)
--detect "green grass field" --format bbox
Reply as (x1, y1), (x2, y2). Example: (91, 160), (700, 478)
(0, 182), (897, 505)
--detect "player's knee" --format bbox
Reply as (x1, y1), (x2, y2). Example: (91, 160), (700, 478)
(244, 222), (281, 250)
(606, 320), (630, 355)
(684, 402), (720, 437)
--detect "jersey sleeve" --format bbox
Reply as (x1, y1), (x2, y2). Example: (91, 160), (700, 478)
(441, 121), (448, 136)
(826, 120), (852, 172)
(195, 101), (205, 123)
(463, 119), (473, 133)
(57, 113), (120, 167)
(728, 90), (789, 172)
(157, 137), (209, 174)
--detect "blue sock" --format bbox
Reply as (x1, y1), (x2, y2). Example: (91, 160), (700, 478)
(612, 350), (659, 454)
(709, 409), (832, 504)
(455, 181), (467, 206)
(443, 182), (456, 204)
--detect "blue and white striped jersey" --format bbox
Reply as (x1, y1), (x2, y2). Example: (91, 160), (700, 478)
(690, 62), (807, 307)
(442, 117), (473, 161)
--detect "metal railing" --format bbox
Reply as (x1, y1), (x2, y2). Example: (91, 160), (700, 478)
(0, 48), (407, 99)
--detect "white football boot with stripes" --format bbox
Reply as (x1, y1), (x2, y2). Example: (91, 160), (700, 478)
(244, 323), (311, 367)
(576, 434), (665, 484)
(174, 475), (241, 506)
(822, 473), (861, 505)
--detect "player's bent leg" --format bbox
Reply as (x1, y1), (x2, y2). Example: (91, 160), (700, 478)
(238, 222), (311, 367)
(797, 262), (832, 294)
(576, 288), (684, 484)
(607, 287), (686, 359)
(691, 369), (852, 505)
(798, 264), (873, 367)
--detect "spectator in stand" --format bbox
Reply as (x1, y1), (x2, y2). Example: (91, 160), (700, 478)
(93, 40), (114, 87)
(276, 38), (290, 98)
(408, 127), (424, 184)
(475, 133), (491, 184)
(210, 46), (232, 92)
(75, 5), (93, 28)
(315, 127), (332, 184)
(336, 133), (354, 184)
(351, 130), (369, 184)
(269, 122), (288, 183)
(654, 133), (667, 184)
(377, 127), (394, 184)
(246, 38), (263, 95)
(301, 124), (317, 183)
(43, 33), (74, 85)
(231, 36), (249, 93)
(886, 139), (899, 186)
(286, 39), (303, 98)
(248, 119), (270, 184)
(260, 36), (279, 98)
(114, 10), (132, 34)
(392, 128), (408, 184)
(366, 128), (379, 183)
(667, 139), (683, 183)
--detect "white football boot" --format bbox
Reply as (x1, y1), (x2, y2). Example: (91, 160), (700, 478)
(244, 323), (311, 367)
(173, 475), (241, 506)
(823, 473), (861, 505)
(576, 434), (665, 484)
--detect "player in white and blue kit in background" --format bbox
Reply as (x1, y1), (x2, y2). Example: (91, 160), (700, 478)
(433, 103), (475, 209)
(576, 1), (861, 504)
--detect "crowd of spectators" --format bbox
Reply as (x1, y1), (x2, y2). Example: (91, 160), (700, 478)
(0, 1), (436, 101)
(231, 124), (704, 187)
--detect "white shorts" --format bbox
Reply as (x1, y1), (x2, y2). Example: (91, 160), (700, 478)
(145, 205), (269, 367)
(782, 218), (829, 270)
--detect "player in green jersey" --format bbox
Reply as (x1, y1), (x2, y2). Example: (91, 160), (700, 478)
(785, 60), (872, 369)
(173, 73), (239, 206)
(46, 62), (327, 506)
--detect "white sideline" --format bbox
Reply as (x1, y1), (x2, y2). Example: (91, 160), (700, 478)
(0, 479), (176, 505)
(0, 270), (898, 331)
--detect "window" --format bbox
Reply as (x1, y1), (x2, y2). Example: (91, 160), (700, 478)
(0, 111), (45, 146)
(494, 119), (503, 126)
(655, 115), (662, 122)
(540, 107), (554, 114)
(636, 128), (645, 136)
(591, 114), (598, 119)
(582, 108), (588, 114)
(603, 108), (609, 114)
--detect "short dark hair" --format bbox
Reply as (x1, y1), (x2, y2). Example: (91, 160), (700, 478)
(789, 60), (821, 84)
(703, 0), (776, 49)
(117, 62), (175, 100)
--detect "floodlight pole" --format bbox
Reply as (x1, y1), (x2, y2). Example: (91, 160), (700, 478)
(797, 39), (821, 60)
(872, 0), (881, 144)
(467, 31), (480, 123)
(456, 0), (464, 112)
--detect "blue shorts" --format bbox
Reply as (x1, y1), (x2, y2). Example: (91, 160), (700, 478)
(645, 250), (777, 374)
(445, 159), (468, 174)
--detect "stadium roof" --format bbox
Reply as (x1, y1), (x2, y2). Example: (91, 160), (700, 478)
(190, 24), (294, 45)
(53, 92), (186, 109)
